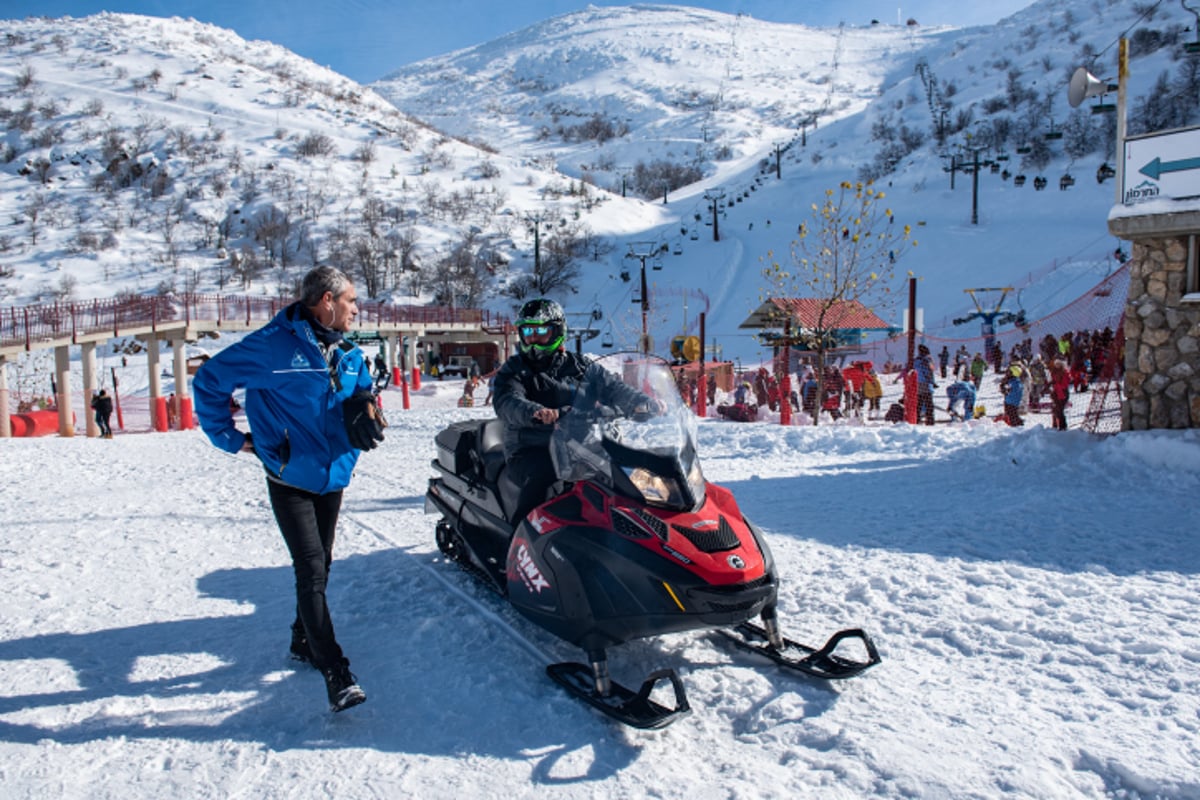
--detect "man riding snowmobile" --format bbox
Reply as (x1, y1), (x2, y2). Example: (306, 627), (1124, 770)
(492, 297), (656, 522)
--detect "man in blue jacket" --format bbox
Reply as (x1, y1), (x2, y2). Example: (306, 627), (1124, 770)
(194, 266), (384, 713)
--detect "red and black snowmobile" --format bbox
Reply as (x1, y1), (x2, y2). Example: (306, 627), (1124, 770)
(425, 354), (879, 729)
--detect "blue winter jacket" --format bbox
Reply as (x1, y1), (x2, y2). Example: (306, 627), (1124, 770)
(1004, 375), (1024, 407)
(193, 302), (373, 495)
(945, 381), (976, 410)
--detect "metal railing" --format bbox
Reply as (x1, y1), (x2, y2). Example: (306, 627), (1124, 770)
(1, 293), (510, 351)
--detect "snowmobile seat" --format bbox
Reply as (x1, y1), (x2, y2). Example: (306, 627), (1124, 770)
(477, 418), (507, 484)
(475, 418), (545, 524)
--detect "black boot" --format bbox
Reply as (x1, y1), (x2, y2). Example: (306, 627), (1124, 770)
(322, 659), (366, 712)
(289, 622), (316, 668)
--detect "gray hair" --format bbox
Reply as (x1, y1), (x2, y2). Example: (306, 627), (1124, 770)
(300, 266), (352, 306)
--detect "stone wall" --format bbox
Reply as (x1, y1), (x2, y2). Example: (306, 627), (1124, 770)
(1122, 235), (1200, 429)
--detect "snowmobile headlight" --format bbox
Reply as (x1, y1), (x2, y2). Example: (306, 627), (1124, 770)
(624, 466), (685, 507)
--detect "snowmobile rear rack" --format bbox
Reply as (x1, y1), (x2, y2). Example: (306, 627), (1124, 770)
(546, 662), (691, 730)
(718, 623), (881, 680)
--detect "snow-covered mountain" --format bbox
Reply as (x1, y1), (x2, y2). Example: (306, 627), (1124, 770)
(0, 12), (627, 310)
(1, 1), (1195, 363)
(373, 5), (944, 190)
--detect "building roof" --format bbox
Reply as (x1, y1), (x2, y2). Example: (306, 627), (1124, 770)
(739, 298), (891, 331)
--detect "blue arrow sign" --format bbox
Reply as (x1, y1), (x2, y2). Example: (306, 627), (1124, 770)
(1139, 155), (1200, 180)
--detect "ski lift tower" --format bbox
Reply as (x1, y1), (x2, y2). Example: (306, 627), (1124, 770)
(626, 241), (666, 354)
(952, 287), (1026, 362)
(565, 305), (604, 355)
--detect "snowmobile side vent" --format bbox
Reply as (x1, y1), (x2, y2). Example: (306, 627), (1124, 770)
(611, 509), (653, 539)
(702, 574), (773, 596)
(546, 495), (584, 522)
(631, 508), (668, 541)
(708, 598), (761, 613)
(672, 516), (741, 553)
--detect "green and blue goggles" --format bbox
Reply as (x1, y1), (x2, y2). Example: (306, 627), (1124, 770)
(518, 321), (563, 351)
(519, 324), (553, 340)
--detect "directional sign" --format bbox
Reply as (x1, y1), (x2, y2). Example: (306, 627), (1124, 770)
(1139, 156), (1200, 181)
(1123, 125), (1200, 205)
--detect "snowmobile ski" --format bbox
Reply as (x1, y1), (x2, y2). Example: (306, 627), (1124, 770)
(718, 623), (881, 680)
(546, 662), (691, 730)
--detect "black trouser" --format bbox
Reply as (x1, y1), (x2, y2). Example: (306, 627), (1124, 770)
(506, 448), (557, 522)
(266, 480), (345, 671)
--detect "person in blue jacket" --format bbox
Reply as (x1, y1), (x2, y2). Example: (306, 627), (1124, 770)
(1001, 364), (1025, 427)
(944, 379), (976, 422)
(914, 344), (937, 425)
(193, 266), (384, 713)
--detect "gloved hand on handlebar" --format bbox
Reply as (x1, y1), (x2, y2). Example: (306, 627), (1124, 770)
(630, 398), (668, 421)
(343, 390), (386, 450)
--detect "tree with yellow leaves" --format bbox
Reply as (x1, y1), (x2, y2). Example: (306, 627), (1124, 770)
(759, 180), (916, 425)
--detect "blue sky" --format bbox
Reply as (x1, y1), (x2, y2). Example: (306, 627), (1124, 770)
(13, 1), (1034, 82)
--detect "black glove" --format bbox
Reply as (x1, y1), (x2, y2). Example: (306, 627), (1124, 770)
(343, 391), (385, 451)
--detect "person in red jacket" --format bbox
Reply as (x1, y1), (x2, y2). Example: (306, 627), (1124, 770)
(1048, 359), (1071, 431)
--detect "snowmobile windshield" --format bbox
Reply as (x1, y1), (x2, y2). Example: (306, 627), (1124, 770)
(550, 354), (704, 510)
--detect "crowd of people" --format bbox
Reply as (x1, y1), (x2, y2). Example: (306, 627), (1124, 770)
(701, 326), (1120, 430)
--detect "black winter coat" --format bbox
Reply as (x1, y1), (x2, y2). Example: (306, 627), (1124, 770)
(492, 350), (647, 457)
(91, 394), (113, 416)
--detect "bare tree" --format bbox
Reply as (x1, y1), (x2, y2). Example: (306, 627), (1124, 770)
(23, 192), (49, 245)
(532, 220), (587, 294)
(761, 181), (915, 425)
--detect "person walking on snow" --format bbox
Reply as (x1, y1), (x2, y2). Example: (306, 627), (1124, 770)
(91, 389), (113, 438)
(193, 266), (384, 713)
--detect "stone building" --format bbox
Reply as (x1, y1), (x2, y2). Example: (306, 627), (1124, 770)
(1109, 203), (1200, 429)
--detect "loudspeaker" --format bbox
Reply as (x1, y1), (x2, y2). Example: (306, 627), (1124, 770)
(1068, 67), (1116, 108)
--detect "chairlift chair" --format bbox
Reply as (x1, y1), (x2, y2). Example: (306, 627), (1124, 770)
(601, 331), (614, 348)
(1034, 176), (1048, 191)
(1059, 174), (1075, 190)
(1096, 163), (1116, 184)
(1013, 174), (1027, 187)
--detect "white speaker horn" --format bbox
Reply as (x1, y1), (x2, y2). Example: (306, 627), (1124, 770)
(1068, 67), (1112, 108)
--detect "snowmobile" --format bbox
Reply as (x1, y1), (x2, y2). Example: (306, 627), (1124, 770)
(716, 401), (758, 422)
(425, 354), (879, 729)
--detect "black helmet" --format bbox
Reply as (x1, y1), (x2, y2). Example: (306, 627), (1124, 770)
(516, 298), (567, 366)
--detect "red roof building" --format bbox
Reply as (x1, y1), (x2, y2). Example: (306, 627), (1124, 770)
(739, 298), (891, 332)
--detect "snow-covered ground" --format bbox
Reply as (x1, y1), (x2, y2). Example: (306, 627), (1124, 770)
(2, 376), (1199, 799)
